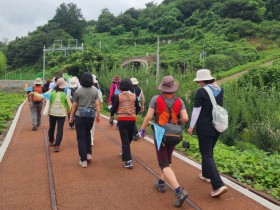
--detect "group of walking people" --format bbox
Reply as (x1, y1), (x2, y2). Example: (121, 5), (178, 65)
(27, 69), (228, 208)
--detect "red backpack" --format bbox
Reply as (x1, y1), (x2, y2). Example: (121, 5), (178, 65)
(32, 86), (43, 102)
(155, 95), (182, 126)
(155, 94), (183, 146)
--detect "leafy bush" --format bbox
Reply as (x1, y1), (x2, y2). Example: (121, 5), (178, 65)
(0, 92), (26, 135)
(221, 68), (280, 152)
(177, 134), (280, 201)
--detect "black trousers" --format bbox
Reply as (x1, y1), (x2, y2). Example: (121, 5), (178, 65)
(75, 116), (94, 161)
(197, 134), (224, 190)
(118, 120), (135, 161)
(48, 115), (66, 147)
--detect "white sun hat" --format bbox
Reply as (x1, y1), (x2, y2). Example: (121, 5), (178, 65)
(193, 69), (215, 82)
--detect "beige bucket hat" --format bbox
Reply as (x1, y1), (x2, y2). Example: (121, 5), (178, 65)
(34, 78), (43, 85)
(130, 78), (139, 85)
(193, 69), (215, 82)
(56, 78), (68, 89)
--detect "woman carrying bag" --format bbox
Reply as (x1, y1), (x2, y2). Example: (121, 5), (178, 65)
(187, 69), (228, 197)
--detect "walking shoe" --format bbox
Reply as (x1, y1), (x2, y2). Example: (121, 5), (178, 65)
(211, 186), (228, 198)
(79, 160), (87, 168)
(123, 160), (133, 169)
(87, 154), (92, 161)
(174, 188), (188, 207)
(54, 146), (60, 152)
(133, 133), (141, 141)
(109, 120), (113, 126)
(199, 174), (211, 183)
(32, 126), (37, 131)
(155, 182), (166, 193)
(49, 141), (54, 146)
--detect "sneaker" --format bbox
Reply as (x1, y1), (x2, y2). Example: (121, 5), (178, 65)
(87, 154), (92, 161)
(155, 182), (166, 193)
(123, 160), (133, 169)
(211, 186), (228, 198)
(109, 120), (113, 126)
(79, 160), (87, 168)
(49, 141), (54, 146)
(54, 146), (60, 152)
(199, 174), (211, 183)
(32, 126), (37, 131)
(133, 133), (141, 141)
(174, 188), (188, 207)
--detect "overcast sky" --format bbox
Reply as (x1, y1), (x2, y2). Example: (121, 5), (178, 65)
(0, 0), (163, 42)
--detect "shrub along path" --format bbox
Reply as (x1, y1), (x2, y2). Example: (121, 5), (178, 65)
(0, 101), (275, 210)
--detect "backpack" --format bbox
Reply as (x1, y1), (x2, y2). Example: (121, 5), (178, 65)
(32, 86), (43, 102)
(70, 87), (78, 102)
(204, 86), (228, 133)
(157, 95), (183, 146)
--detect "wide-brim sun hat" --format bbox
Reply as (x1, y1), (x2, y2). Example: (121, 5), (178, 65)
(130, 77), (139, 85)
(56, 78), (68, 89)
(112, 75), (121, 83)
(193, 69), (215, 81)
(69, 77), (78, 88)
(34, 78), (43, 85)
(157, 76), (179, 93)
(92, 74), (98, 84)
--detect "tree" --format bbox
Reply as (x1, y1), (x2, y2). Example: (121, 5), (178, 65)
(51, 3), (86, 40)
(148, 8), (183, 34)
(110, 25), (125, 36)
(6, 22), (72, 68)
(123, 8), (141, 20)
(115, 14), (138, 31)
(217, 0), (265, 22)
(265, 0), (280, 20)
(96, 8), (116, 33)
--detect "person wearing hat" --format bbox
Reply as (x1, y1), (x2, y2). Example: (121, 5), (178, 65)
(187, 69), (228, 197)
(67, 77), (80, 129)
(139, 76), (189, 207)
(130, 77), (145, 140)
(48, 78), (71, 152)
(108, 75), (121, 127)
(91, 74), (103, 146)
(27, 78), (47, 131)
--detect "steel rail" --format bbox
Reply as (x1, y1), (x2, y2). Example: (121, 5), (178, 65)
(43, 128), (58, 210)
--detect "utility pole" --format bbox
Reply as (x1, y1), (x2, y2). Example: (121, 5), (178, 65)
(200, 45), (206, 68)
(43, 39), (84, 81)
(156, 37), (160, 84)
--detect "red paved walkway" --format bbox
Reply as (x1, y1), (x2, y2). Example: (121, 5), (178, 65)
(0, 101), (277, 210)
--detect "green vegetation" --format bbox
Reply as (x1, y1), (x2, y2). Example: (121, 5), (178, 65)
(2, 0), (280, 79)
(177, 134), (280, 200)
(0, 92), (25, 135)
(0, 0), (280, 202)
